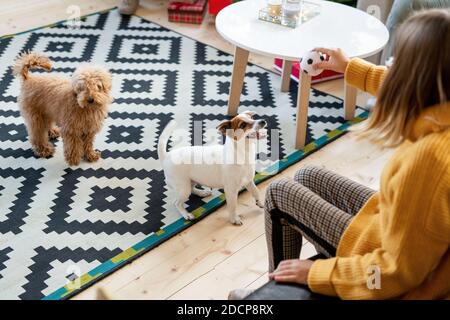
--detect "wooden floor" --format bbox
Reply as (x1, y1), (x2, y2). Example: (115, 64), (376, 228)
(0, 0), (394, 300)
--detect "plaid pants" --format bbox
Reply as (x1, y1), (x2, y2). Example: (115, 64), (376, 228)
(265, 166), (375, 272)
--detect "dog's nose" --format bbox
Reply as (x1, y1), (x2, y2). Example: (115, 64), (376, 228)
(258, 120), (267, 127)
(88, 97), (94, 104)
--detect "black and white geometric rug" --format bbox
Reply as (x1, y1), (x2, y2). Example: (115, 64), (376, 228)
(0, 8), (366, 299)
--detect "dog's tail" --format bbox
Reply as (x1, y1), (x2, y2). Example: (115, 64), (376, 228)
(158, 120), (177, 163)
(13, 52), (52, 80)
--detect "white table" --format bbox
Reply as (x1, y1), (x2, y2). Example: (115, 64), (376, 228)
(216, 0), (389, 148)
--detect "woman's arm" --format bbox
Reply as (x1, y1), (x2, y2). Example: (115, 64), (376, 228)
(345, 58), (388, 96)
(313, 48), (388, 96)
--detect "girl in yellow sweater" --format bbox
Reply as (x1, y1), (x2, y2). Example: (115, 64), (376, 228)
(249, 9), (449, 300)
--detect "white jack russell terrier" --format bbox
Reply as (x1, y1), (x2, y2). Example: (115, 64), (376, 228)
(158, 111), (267, 225)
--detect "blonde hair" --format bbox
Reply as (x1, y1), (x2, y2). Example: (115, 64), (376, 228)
(354, 9), (450, 147)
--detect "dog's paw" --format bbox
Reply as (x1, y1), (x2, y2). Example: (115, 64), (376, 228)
(85, 150), (101, 162)
(256, 199), (264, 208)
(192, 186), (212, 198)
(65, 157), (81, 167)
(185, 213), (195, 221)
(34, 144), (55, 158)
(229, 216), (243, 226)
(48, 127), (60, 140)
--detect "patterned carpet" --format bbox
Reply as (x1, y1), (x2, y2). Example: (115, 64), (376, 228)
(0, 8), (365, 299)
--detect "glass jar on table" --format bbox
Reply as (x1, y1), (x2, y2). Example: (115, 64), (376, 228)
(281, 0), (304, 27)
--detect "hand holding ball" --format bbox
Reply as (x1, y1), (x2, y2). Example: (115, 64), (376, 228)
(300, 51), (325, 77)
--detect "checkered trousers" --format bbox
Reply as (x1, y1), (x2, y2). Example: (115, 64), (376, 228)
(264, 166), (376, 272)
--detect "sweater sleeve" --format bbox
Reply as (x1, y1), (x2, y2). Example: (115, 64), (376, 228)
(307, 142), (450, 299)
(345, 58), (388, 96)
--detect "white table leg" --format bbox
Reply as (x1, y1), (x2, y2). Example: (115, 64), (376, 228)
(281, 60), (293, 92)
(295, 72), (312, 149)
(344, 83), (357, 120)
(227, 46), (249, 116)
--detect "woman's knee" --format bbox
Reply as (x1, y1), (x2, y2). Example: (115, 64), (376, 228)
(293, 165), (325, 186)
(264, 177), (314, 219)
(264, 178), (292, 213)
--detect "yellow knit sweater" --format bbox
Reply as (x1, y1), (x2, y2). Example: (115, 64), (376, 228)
(307, 58), (450, 300)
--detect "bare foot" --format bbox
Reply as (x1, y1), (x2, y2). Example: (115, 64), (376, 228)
(85, 150), (101, 162)
(34, 143), (55, 158)
(48, 127), (60, 140)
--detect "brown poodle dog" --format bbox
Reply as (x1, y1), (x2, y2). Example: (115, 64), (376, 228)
(13, 52), (113, 166)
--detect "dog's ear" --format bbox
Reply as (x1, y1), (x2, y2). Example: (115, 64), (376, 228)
(72, 78), (85, 95)
(242, 110), (256, 118)
(217, 120), (231, 136)
(95, 68), (112, 92)
(71, 77), (86, 108)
